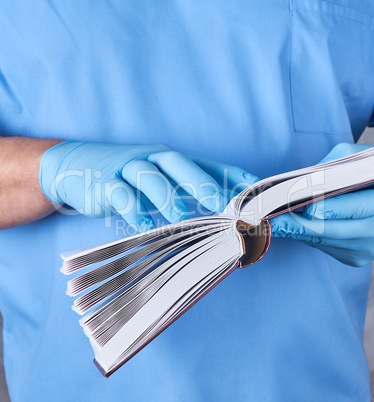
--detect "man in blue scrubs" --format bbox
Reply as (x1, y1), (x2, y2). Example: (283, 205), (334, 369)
(1, 1), (374, 401)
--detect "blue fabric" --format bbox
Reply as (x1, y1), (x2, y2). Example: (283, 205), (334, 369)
(0, 1), (374, 401)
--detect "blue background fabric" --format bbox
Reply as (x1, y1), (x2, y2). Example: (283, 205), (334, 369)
(1, 1), (374, 401)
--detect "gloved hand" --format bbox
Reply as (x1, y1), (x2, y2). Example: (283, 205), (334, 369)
(40, 141), (259, 231)
(271, 142), (374, 267)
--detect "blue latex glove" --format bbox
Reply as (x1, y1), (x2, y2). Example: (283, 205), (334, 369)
(189, 154), (260, 196)
(271, 143), (374, 267)
(40, 141), (258, 231)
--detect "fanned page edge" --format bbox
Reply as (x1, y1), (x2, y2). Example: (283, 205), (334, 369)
(90, 222), (275, 377)
(90, 230), (242, 366)
(60, 216), (232, 264)
(94, 258), (241, 378)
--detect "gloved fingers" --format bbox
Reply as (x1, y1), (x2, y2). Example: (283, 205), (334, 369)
(270, 212), (374, 240)
(268, 143), (374, 268)
(303, 242), (374, 267)
(304, 190), (374, 220)
(317, 143), (372, 165)
(121, 160), (189, 223)
(275, 231), (374, 249)
(271, 213), (374, 266)
(147, 151), (226, 212)
(106, 179), (155, 232)
(189, 155), (259, 194)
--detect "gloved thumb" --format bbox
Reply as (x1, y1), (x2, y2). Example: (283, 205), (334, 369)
(304, 190), (374, 220)
(317, 143), (372, 165)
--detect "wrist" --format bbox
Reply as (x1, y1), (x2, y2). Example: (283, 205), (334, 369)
(39, 141), (85, 204)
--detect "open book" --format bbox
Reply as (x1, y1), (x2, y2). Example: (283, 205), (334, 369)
(61, 148), (374, 377)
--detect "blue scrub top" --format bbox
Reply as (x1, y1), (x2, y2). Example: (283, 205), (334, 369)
(1, 1), (374, 401)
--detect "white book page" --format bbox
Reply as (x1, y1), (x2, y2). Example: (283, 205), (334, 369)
(95, 231), (242, 371)
(238, 149), (374, 225)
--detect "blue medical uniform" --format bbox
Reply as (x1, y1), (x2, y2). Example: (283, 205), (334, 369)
(1, 1), (374, 401)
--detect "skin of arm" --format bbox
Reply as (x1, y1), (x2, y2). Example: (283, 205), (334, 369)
(0, 136), (62, 229)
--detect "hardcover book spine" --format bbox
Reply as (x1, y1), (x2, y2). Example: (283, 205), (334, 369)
(237, 220), (272, 268)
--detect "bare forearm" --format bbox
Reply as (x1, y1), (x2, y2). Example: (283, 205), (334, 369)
(0, 136), (63, 229)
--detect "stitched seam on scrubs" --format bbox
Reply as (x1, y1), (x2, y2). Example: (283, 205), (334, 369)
(289, 0), (366, 137)
(292, 0), (374, 29)
(289, 4), (353, 136)
(288, 0), (298, 135)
